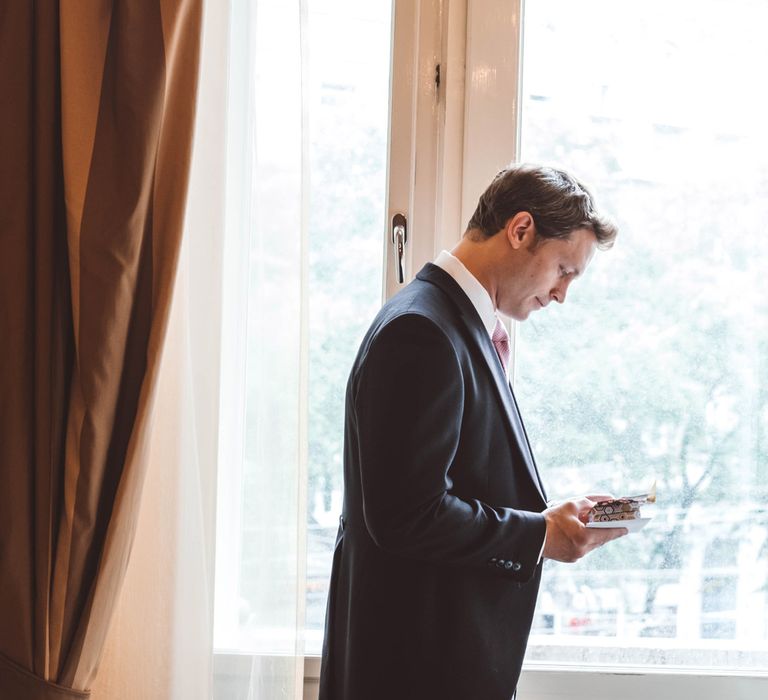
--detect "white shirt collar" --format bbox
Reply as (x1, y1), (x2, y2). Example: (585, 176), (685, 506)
(433, 250), (499, 338)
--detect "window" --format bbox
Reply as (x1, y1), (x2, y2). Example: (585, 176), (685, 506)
(516, 0), (768, 671)
(216, 0), (768, 696)
(304, 0), (392, 652)
(213, 0), (393, 661)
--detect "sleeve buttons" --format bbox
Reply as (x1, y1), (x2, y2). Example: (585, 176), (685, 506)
(489, 558), (522, 572)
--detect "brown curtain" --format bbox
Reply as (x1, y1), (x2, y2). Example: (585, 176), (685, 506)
(0, 1), (202, 697)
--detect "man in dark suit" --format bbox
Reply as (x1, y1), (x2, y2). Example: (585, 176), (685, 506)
(319, 164), (626, 699)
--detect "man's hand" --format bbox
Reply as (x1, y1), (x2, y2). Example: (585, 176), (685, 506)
(542, 496), (627, 563)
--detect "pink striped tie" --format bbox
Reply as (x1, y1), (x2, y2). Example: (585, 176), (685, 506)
(492, 318), (510, 374)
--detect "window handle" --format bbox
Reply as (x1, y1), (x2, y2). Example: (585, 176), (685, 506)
(392, 213), (408, 284)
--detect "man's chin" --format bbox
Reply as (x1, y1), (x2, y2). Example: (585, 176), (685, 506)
(506, 309), (529, 322)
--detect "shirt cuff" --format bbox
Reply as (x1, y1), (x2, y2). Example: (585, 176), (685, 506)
(537, 525), (547, 563)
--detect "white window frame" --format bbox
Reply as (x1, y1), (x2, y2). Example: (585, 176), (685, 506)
(384, 0), (523, 292)
(384, 0), (444, 299)
(301, 657), (768, 700)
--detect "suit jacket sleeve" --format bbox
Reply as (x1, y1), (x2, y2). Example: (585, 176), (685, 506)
(352, 312), (546, 583)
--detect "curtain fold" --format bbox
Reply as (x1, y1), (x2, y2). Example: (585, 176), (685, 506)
(0, 1), (202, 696)
(90, 241), (215, 700)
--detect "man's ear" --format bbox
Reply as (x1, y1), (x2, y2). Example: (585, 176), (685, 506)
(506, 212), (536, 250)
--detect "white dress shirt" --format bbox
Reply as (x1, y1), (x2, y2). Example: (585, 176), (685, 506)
(433, 250), (507, 376)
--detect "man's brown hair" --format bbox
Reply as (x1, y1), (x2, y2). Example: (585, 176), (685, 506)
(466, 163), (618, 249)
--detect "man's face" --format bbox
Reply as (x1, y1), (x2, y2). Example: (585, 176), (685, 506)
(498, 227), (598, 321)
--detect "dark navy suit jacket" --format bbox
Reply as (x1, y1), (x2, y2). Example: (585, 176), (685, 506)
(319, 263), (548, 699)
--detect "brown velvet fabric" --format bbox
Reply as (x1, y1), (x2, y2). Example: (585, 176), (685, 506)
(0, 1), (202, 696)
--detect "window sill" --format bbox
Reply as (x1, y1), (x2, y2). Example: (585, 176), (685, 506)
(300, 654), (768, 700)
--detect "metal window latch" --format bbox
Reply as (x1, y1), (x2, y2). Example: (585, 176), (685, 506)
(392, 213), (407, 284)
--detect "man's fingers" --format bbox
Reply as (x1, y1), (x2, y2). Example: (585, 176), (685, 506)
(543, 499), (629, 562)
(609, 526), (629, 540)
(584, 493), (614, 503)
(576, 496), (605, 522)
(589, 526), (628, 545)
(579, 524), (627, 554)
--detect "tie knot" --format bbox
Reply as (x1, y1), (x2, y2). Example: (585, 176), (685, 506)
(492, 318), (510, 374)
(492, 317), (508, 343)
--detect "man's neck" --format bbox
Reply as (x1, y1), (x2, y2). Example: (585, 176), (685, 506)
(450, 236), (499, 309)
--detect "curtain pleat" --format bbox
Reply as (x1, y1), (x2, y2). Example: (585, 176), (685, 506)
(0, 1), (202, 697)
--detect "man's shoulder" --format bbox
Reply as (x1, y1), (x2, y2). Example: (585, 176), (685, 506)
(351, 299), (463, 387)
(350, 264), (477, 375)
(377, 273), (460, 330)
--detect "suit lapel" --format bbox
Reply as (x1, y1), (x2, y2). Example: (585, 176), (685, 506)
(507, 377), (548, 502)
(416, 264), (547, 502)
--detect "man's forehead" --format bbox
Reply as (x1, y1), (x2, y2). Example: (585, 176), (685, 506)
(557, 228), (598, 273)
(574, 231), (598, 271)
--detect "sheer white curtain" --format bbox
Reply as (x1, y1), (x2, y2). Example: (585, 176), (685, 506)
(92, 0), (310, 698)
(213, 0), (309, 698)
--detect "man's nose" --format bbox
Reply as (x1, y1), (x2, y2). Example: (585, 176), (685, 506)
(551, 280), (570, 304)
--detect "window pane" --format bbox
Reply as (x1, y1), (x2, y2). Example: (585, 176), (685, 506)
(518, 0), (768, 669)
(213, 0), (391, 665)
(305, 0), (392, 653)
